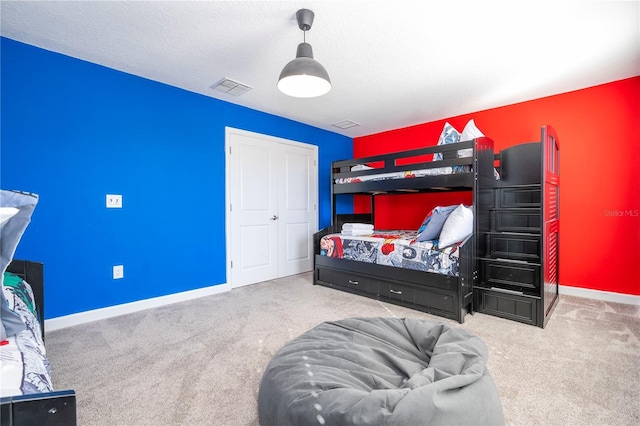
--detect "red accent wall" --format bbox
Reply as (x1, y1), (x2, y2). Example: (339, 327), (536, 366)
(353, 76), (640, 296)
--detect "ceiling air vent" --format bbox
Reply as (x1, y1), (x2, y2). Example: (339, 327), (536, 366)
(332, 120), (360, 130)
(210, 77), (253, 96)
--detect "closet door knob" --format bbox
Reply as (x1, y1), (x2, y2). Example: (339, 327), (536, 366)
(270, 215), (279, 220)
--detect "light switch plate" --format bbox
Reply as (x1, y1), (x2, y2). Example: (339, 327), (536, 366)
(113, 265), (124, 279)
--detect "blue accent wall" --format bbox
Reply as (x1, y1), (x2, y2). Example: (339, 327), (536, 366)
(0, 37), (352, 319)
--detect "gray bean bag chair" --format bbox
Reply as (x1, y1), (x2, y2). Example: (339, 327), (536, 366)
(258, 317), (504, 425)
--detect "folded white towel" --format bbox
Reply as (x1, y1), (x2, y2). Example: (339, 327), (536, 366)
(341, 229), (374, 236)
(351, 164), (374, 171)
(342, 223), (374, 230)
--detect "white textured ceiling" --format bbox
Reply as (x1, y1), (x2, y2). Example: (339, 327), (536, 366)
(2, 0), (639, 137)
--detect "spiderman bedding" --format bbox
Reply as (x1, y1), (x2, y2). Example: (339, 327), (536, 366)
(319, 230), (462, 276)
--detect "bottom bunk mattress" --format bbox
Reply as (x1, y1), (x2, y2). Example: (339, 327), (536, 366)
(319, 230), (463, 276)
(0, 271), (53, 397)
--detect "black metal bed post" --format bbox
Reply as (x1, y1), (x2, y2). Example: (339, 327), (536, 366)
(370, 194), (376, 227)
(331, 161), (337, 230)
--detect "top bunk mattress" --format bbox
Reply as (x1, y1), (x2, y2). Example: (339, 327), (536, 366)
(334, 163), (471, 184)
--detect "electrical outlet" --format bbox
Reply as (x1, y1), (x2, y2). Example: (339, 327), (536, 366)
(106, 194), (122, 208)
(113, 265), (124, 279)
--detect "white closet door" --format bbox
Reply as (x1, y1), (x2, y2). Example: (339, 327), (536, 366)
(278, 146), (315, 277)
(229, 131), (279, 287)
(226, 128), (317, 288)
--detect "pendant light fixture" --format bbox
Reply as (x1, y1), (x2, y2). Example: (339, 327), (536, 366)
(278, 9), (331, 98)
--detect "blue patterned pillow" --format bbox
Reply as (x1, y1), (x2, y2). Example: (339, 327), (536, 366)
(433, 122), (461, 162)
(414, 205), (459, 242)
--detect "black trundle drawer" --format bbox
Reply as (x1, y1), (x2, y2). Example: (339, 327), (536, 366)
(498, 186), (541, 208)
(493, 209), (541, 232)
(314, 257), (464, 322)
(485, 233), (541, 262)
(474, 287), (539, 326)
(415, 287), (456, 315)
(480, 259), (540, 292)
(379, 282), (415, 304)
(316, 267), (378, 295)
(377, 282), (457, 318)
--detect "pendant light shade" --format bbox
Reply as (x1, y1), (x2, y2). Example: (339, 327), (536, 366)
(278, 9), (331, 98)
(278, 42), (331, 98)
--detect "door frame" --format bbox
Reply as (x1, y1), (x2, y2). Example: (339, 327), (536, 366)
(224, 127), (319, 288)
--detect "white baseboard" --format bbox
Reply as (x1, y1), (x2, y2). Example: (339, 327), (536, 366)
(44, 282), (637, 332)
(45, 282), (231, 332)
(559, 285), (640, 306)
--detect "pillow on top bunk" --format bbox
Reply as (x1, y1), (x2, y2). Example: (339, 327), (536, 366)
(439, 204), (473, 248)
(458, 119), (485, 157)
(432, 122), (461, 162)
(0, 190), (39, 340)
(414, 205), (458, 242)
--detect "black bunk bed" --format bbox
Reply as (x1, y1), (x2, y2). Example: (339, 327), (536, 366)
(313, 137), (495, 323)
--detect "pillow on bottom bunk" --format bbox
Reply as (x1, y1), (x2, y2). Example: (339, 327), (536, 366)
(414, 205), (458, 242)
(439, 204), (473, 248)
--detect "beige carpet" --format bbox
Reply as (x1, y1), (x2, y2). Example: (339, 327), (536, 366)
(46, 273), (640, 426)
